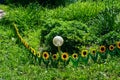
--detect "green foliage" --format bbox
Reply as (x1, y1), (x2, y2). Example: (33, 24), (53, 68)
(1, 3), (45, 32)
(99, 31), (120, 46)
(114, 13), (120, 33)
(90, 7), (120, 35)
(1, 1), (120, 79)
(1, 0), (120, 53)
(48, 1), (105, 22)
(41, 21), (89, 54)
(0, 4), (10, 11)
(89, 7), (120, 46)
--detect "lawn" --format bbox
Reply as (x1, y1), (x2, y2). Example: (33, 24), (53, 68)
(0, 0), (120, 79)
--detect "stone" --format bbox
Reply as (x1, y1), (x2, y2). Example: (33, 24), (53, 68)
(0, 9), (5, 19)
(0, 10), (4, 13)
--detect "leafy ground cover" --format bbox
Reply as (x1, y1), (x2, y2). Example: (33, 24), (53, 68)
(0, 0), (120, 79)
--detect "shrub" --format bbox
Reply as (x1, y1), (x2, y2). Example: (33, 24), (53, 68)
(89, 7), (120, 46)
(99, 31), (120, 46)
(114, 13), (120, 33)
(40, 20), (90, 54)
(1, 3), (45, 31)
(48, 1), (105, 22)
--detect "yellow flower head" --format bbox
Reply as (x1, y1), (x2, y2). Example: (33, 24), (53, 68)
(20, 38), (24, 43)
(99, 45), (106, 53)
(24, 42), (29, 49)
(81, 50), (88, 57)
(18, 34), (22, 39)
(37, 52), (41, 58)
(52, 54), (58, 60)
(72, 53), (78, 59)
(30, 47), (36, 56)
(116, 42), (120, 49)
(61, 52), (69, 61)
(42, 52), (49, 60)
(91, 49), (96, 55)
(109, 45), (114, 51)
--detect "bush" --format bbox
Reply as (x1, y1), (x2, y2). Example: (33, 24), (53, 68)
(98, 31), (120, 46)
(1, 1), (120, 54)
(40, 20), (90, 54)
(114, 13), (120, 33)
(1, 3), (45, 31)
(48, 1), (105, 22)
(89, 7), (120, 46)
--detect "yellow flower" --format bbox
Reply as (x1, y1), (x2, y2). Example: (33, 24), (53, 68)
(52, 54), (58, 60)
(116, 42), (120, 49)
(109, 45), (114, 51)
(17, 33), (22, 39)
(24, 42), (29, 49)
(30, 47), (36, 56)
(72, 53), (78, 59)
(37, 52), (41, 58)
(99, 45), (106, 53)
(61, 52), (69, 61)
(91, 49), (96, 55)
(42, 52), (49, 60)
(20, 38), (24, 43)
(81, 50), (88, 57)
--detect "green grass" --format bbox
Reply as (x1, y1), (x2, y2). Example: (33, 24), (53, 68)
(0, 1), (120, 79)
(48, 1), (105, 22)
(0, 4), (10, 11)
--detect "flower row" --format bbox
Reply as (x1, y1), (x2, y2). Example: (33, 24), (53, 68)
(31, 42), (120, 68)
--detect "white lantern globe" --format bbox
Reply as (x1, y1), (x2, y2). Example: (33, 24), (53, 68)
(53, 36), (64, 47)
